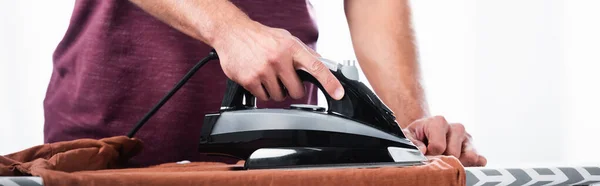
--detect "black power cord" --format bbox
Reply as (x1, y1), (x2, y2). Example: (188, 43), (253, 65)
(127, 50), (219, 138)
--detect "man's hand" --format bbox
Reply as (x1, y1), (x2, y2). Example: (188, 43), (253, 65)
(212, 21), (344, 101)
(128, 0), (344, 102)
(403, 116), (487, 167)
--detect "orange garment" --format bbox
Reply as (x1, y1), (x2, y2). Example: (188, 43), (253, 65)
(1, 136), (465, 186)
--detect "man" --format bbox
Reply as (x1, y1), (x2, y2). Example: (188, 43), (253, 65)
(44, 0), (486, 167)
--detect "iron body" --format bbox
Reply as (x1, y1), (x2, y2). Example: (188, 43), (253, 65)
(198, 58), (427, 170)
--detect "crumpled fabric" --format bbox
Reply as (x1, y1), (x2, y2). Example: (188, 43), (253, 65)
(1, 136), (465, 186)
(0, 136), (142, 176)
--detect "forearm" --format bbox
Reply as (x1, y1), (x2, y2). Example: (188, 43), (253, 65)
(344, 0), (428, 128)
(128, 0), (252, 46)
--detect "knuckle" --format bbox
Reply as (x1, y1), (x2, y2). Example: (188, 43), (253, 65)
(432, 115), (448, 123)
(466, 132), (473, 140)
(451, 123), (466, 134)
(287, 40), (301, 55)
(237, 76), (253, 87)
(266, 52), (281, 65)
(273, 28), (290, 35)
(310, 59), (326, 74)
(280, 28), (292, 35)
(282, 37), (296, 46)
(255, 67), (268, 79)
(431, 115), (449, 128)
(267, 59), (279, 67)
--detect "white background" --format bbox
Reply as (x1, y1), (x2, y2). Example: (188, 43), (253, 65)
(1, 0), (599, 168)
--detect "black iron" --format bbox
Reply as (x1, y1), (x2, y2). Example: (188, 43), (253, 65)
(198, 54), (427, 169)
(125, 49), (427, 169)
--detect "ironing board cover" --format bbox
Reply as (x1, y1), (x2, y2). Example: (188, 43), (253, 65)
(1, 166), (599, 186)
(465, 166), (600, 186)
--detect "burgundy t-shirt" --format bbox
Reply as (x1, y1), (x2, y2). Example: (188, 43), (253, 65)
(44, 0), (319, 167)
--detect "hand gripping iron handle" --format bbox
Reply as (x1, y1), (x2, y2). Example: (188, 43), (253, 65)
(219, 57), (405, 137)
(128, 49), (406, 139)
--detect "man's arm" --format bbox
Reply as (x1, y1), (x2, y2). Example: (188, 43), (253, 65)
(129, 0), (247, 47)
(345, 1), (487, 166)
(344, 0), (428, 128)
(127, 0), (344, 102)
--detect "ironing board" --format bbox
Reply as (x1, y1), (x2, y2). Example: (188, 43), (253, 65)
(465, 166), (600, 186)
(1, 166), (599, 186)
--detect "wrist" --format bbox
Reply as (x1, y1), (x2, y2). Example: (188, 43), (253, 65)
(208, 20), (258, 50)
(392, 99), (428, 128)
(201, 9), (257, 50)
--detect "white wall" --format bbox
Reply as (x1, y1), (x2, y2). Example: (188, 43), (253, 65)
(312, 0), (600, 167)
(1, 0), (598, 168)
(0, 1), (74, 155)
(563, 0), (600, 166)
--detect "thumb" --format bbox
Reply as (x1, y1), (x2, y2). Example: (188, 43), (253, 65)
(291, 40), (344, 100)
(412, 139), (427, 154)
(403, 128), (427, 154)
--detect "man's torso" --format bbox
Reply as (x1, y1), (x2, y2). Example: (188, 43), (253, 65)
(44, 0), (319, 167)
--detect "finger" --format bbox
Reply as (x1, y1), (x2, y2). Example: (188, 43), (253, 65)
(406, 118), (427, 141)
(290, 41), (344, 100)
(459, 152), (479, 167)
(261, 73), (285, 102)
(424, 116), (450, 155)
(477, 155), (487, 166)
(278, 73), (305, 99)
(246, 81), (269, 101)
(465, 136), (487, 166)
(458, 139), (480, 167)
(413, 139), (427, 154)
(293, 37), (321, 57)
(403, 128), (427, 154)
(445, 123), (466, 158)
(276, 56), (305, 99)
